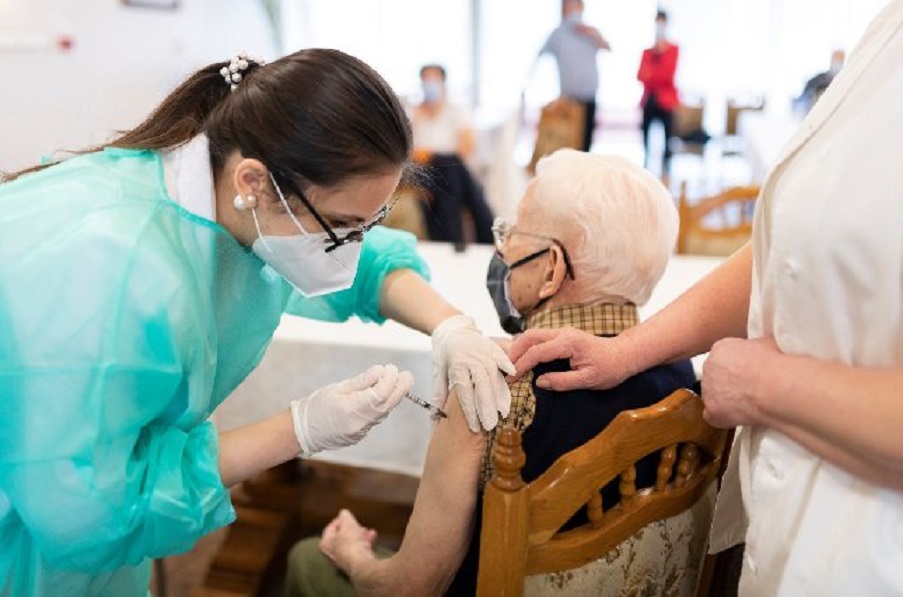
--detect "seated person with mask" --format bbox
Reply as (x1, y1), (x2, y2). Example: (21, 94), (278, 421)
(793, 49), (845, 114)
(411, 63), (495, 246)
(284, 149), (698, 596)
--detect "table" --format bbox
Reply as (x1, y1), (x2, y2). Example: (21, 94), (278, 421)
(212, 242), (723, 477)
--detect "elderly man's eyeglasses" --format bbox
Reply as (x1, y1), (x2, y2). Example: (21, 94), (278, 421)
(492, 217), (576, 279)
(272, 173), (395, 253)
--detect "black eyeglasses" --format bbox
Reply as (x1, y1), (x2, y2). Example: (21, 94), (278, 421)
(492, 217), (576, 279)
(271, 172), (395, 253)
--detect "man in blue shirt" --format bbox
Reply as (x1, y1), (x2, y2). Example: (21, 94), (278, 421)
(538, 0), (611, 151)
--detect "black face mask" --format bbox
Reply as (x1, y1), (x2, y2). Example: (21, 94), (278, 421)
(486, 249), (551, 334)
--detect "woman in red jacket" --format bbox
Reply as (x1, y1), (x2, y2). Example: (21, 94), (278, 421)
(638, 10), (680, 176)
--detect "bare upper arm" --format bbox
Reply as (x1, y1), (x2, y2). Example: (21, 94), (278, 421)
(374, 392), (486, 595)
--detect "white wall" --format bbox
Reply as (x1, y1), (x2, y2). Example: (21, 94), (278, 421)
(280, 0), (474, 106)
(0, 0), (277, 172)
(3, 0), (888, 173)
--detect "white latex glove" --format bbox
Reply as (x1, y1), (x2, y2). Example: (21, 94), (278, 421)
(431, 315), (516, 432)
(291, 364), (413, 457)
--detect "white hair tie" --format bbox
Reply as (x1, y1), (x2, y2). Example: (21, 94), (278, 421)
(220, 52), (267, 91)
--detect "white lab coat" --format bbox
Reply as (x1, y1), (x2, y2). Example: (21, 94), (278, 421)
(710, 2), (903, 595)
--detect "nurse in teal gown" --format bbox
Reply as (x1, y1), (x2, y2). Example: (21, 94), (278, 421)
(0, 49), (514, 596)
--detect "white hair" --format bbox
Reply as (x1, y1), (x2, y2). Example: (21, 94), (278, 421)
(529, 149), (677, 305)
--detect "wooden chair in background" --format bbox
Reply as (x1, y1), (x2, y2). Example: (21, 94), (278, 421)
(677, 181), (760, 256)
(527, 97), (585, 175)
(723, 96), (765, 156)
(670, 99), (708, 158)
(476, 389), (729, 597)
(724, 96), (765, 138)
(381, 183), (429, 240)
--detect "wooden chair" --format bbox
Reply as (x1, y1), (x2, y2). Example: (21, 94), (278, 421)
(677, 181), (760, 256)
(476, 388), (729, 597)
(527, 97), (585, 175)
(381, 184), (429, 240)
(670, 100), (708, 157)
(724, 96), (765, 137)
(723, 96), (765, 156)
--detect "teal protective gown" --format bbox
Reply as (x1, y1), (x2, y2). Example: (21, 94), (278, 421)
(0, 148), (428, 596)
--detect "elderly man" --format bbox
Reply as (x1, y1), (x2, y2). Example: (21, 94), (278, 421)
(284, 149), (697, 596)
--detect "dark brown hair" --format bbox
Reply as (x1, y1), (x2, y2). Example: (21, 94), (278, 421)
(419, 64), (447, 81)
(4, 48), (415, 191)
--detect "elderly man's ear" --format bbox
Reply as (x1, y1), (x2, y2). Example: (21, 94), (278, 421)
(537, 245), (569, 300)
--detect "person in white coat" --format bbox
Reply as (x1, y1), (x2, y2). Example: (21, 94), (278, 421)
(508, 2), (903, 594)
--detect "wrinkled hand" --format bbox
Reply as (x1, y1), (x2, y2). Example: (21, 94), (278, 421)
(291, 364), (413, 457)
(508, 327), (639, 391)
(431, 315), (516, 432)
(319, 509), (377, 574)
(700, 337), (780, 428)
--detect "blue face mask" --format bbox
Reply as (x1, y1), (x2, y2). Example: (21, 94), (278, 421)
(486, 249), (551, 334)
(422, 80), (443, 103)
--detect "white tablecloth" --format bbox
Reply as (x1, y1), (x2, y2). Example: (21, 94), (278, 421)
(212, 241), (723, 477)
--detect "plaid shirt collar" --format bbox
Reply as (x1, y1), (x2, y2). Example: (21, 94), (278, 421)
(480, 302), (640, 488)
(525, 301), (639, 336)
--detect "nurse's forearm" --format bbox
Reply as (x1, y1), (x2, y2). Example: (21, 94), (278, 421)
(623, 242), (752, 367)
(378, 269), (459, 335)
(217, 410), (299, 487)
(755, 356), (903, 490)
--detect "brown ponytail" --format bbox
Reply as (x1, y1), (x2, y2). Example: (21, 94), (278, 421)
(4, 48), (415, 191)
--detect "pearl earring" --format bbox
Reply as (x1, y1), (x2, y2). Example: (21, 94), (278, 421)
(233, 194), (257, 211)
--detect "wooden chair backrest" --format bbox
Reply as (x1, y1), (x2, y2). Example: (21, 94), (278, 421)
(670, 101), (708, 157)
(476, 388), (728, 597)
(672, 101), (705, 140)
(677, 181), (760, 255)
(725, 97), (765, 136)
(527, 97), (585, 175)
(381, 185), (428, 240)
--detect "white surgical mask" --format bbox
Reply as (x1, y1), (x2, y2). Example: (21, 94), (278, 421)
(250, 174), (362, 297)
(655, 22), (667, 41)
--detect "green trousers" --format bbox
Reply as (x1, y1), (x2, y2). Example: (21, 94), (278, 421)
(284, 538), (395, 597)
